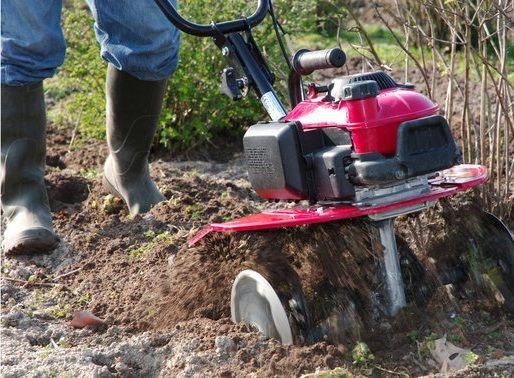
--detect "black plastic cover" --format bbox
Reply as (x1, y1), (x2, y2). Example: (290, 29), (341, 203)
(310, 146), (354, 200)
(347, 153), (405, 185)
(336, 71), (400, 90)
(243, 121), (308, 199)
(396, 115), (459, 175)
(340, 80), (379, 100)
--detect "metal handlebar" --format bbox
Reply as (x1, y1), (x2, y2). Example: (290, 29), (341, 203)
(153, 0), (269, 37)
(292, 48), (346, 75)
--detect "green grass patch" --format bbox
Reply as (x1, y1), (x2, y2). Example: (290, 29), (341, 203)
(352, 341), (374, 365)
(184, 203), (205, 219)
(128, 231), (175, 259)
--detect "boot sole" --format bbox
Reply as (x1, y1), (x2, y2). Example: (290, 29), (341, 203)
(3, 228), (59, 256)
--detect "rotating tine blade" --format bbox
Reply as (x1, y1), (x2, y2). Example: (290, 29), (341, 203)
(375, 218), (407, 316)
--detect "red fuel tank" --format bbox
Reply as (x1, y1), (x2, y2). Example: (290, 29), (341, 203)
(285, 86), (439, 155)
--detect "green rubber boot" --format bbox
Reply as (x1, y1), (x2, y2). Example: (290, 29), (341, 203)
(102, 64), (167, 215)
(1, 83), (59, 255)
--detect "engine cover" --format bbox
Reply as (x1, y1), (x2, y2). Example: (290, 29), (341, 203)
(348, 115), (461, 185)
(285, 71), (440, 156)
(244, 122), (308, 200)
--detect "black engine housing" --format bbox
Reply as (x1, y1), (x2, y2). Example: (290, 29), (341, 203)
(243, 117), (460, 202)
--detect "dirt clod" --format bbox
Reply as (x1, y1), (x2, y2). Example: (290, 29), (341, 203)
(71, 310), (105, 329)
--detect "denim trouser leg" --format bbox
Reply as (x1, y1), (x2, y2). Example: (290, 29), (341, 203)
(1, 0), (180, 85)
(86, 0), (181, 81)
(1, 0), (66, 86)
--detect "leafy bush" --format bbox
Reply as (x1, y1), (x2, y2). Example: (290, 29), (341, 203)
(47, 2), (106, 141)
(158, 0), (325, 148)
(158, 1), (258, 148)
(49, 0), (322, 150)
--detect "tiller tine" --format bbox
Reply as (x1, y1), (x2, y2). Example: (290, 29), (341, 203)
(374, 218), (406, 316)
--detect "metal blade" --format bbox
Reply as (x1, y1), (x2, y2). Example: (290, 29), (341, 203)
(376, 218), (407, 316)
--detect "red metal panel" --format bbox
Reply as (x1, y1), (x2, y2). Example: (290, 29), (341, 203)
(188, 165), (487, 246)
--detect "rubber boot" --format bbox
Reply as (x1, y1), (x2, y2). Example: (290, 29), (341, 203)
(102, 64), (167, 215)
(1, 83), (59, 255)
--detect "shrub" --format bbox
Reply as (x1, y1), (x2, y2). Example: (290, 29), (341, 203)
(158, 0), (327, 147)
(49, 0), (322, 151)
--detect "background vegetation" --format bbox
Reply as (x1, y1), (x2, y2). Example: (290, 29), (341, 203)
(47, 0), (324, 147)
(47, 0), (512, 218)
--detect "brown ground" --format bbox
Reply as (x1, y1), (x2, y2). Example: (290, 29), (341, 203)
(15, 115), (507, 376)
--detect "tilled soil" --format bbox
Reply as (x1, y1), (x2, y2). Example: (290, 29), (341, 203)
(2, 121), (514, 377)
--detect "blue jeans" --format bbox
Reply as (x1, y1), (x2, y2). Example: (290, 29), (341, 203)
(1, 0), (180, 85)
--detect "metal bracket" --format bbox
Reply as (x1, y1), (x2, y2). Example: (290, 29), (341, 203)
(375, 218), (407, 316)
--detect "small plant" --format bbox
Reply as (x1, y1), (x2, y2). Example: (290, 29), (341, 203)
(464, 351), (479, 365)
(108, 290), (119, 299)
(90, 199), (98, 210)
(129, 246), (147, 259)
(49, 304), (71, 319)
(425, 332), (438, 346)
(102, 194), (123, 214)
(487, 330), (502, 342)
(79, 168), (100, 180)
(419, 332), (439, 357)
(77, 292), (92, 307)
(143, 230), (156, 238)
(183, 169), (198, 178)
(184, 203), (205, 219)
(447, 333), (463, 344)
(408, 330), (419, 343)
(352, 341), (374, 365)
(27, 275), (37, 284)
(154, 232), (174, 243)
(128, 231), (175, 259)
(58, 338), (72, 348)
(39, 349), (51, 360)
(451, 315), (465, 328)
(167, 196), (180, 207)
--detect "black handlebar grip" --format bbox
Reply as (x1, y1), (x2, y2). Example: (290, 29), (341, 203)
(292, 48), (346, 75)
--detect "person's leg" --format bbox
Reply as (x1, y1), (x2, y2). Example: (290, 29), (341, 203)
(1, 0), (65, 255)
(1, 0), (66, 85)
(86, 0), (180, 214)
(86, 0), (180, 81)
